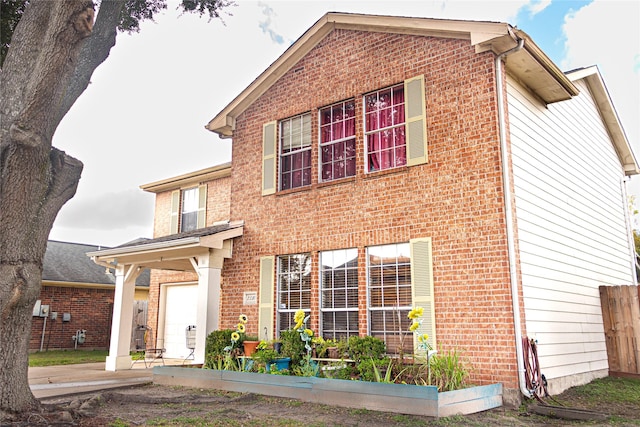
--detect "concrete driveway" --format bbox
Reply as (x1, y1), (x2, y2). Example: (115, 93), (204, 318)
(29, 362), (155, 399)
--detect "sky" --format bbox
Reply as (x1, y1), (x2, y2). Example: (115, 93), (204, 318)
(49, 0), (640, 247)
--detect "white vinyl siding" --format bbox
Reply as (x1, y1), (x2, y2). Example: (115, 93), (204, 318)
(507, 77), (633, 382)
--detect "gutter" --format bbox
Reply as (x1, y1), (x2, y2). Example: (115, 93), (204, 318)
(494, 35), (533, 399)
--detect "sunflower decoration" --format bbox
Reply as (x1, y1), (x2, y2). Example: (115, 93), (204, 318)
(293, 309), (313, 354)
(407, 307), (432, 351)
(225, 314), (250, 352)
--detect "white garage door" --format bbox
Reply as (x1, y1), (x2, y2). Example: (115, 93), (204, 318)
(163, 284), (198, 358)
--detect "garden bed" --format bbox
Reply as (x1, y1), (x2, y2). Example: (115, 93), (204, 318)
(152, 366), (502, 418)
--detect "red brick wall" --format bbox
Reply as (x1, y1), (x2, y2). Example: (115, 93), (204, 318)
(30, 285), (114, 351)
(152, 175), (231, 238)
(218, 29), (522, 389)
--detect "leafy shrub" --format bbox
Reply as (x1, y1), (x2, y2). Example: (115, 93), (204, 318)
(279, 329), (306, 367)
(204, 329), (234, 368)
(345, 336), (386, 362)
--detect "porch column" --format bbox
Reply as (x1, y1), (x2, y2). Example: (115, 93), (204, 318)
(106, 264), (139, 371)
(193, 251), (223, 364)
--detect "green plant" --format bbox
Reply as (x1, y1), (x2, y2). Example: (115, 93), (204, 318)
(357, 357), (392, 382)
(252, 346), (279, 368)
(370, 357), (409, 383)
(313, 337), (341, 358)
(346, 335), (386, 363)
(428, 349), (470, 392)
(204, 329), (234, 368)
(292, 354), (320, 377)
(279, 329), (306, 366)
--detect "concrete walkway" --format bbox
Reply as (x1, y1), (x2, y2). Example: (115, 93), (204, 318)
(29, 361), (165, 399)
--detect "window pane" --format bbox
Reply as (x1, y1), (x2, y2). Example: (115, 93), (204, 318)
(280, 113), (311, 190)
(367, 243), (412, 354)
(319, 100), (356, 182)
(320, 248), (358, 338)
(364, 84), (406, 173)
(277, 254), (311, 331)
(180, 188), (198, 232)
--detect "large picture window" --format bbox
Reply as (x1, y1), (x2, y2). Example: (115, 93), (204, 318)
(319, 100), (356, 182)
(364, 84), (406, 172)
(277, 253), (311, 331)
(280, 113), (311, 190)
(367, 243), (412, 353)
(320, 249), (359, 339)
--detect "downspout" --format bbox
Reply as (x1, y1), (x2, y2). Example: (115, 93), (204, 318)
(494, 36), (533, 399)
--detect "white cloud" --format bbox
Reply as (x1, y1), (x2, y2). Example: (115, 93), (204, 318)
(527, 0), (552, 16)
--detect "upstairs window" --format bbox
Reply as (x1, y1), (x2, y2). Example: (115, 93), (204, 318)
(180, 187), (198, 232)
(364, 84), (406, 172)
(280, 113), (311, 190)
(169, 185), (207, 234)
(319, 100), (356, 182)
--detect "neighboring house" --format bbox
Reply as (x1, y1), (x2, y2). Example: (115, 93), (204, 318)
(32, 240), (149, 351)
(90, 13), (638, 404)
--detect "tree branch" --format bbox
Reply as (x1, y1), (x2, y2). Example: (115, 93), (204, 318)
(56, 0), (126, 126)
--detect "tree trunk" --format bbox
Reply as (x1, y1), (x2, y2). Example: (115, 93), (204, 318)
(0, 0), (123, 416)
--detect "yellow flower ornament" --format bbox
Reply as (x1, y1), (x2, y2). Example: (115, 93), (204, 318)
(231, 332), (240, 342)
(237, 323), (246, 333)
(409, 321), (420, 332)
(239, 314), (248, 324)
(408, 307), (424, 320)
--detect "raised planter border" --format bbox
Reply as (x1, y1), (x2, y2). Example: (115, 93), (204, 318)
(153, 366), (502, 418)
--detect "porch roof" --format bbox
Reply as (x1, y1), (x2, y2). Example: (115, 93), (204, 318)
(87, 220), (244, 272)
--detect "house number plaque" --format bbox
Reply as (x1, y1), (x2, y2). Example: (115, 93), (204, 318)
(243, 291), (257, 306)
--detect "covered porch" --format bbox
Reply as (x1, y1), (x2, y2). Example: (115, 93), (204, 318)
(87, 221), (243, 371)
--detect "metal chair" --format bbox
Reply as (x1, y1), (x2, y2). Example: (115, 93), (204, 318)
(183, 325), (196, 364)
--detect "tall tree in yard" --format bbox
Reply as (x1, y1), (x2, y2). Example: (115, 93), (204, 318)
(0, 0), (232, 417)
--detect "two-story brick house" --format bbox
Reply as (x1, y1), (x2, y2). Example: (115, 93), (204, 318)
(90, 13), (638, 403)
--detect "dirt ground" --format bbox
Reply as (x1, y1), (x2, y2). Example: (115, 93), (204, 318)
(5, 381), (640, 426)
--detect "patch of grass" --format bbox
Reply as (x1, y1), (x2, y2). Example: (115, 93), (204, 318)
(28, 349), (108, 367)
(391, 414), (430, 426)
(109, 419), (130, 427)
(568, 377), (640, 405)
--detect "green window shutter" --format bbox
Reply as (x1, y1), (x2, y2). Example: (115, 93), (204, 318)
(410, 237), (436, 355)
(404, 75), (428, 166)
(197, 184), (207, 229)
(170, 190), (180, 234)
(258, 256), (275, 341)
(262, 121), (277, 195)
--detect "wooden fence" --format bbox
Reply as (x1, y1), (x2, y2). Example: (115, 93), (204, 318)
(599, 285), (640, 378)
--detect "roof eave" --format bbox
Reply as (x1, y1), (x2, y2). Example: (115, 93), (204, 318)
(566, 66), (639, 176)
(140, 162), (231, 193)
(205, 12), (579, 138)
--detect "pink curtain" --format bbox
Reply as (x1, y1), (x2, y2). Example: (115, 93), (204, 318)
(366, 85), (406, 171)
(321, 101), (356, 181)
